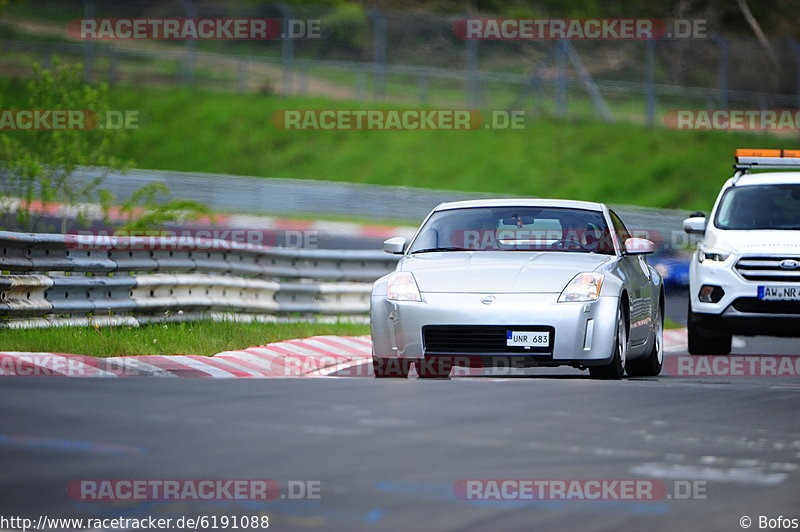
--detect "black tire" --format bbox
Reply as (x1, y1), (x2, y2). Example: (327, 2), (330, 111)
(416, 356), (453, 379)
(626, 302), (664, 377)
(589, 306), (627, 380)
(372, 356), (411, 378)
(687, 302), (732, 356)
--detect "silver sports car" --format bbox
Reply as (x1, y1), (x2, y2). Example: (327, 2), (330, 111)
(370, 199), (664, 379)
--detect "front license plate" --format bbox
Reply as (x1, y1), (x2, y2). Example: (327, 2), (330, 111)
(758, 286), (800, 301)
(506, 331), (550, 348)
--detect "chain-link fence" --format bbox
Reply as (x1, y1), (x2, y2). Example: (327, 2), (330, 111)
(1, 1), (799, 125)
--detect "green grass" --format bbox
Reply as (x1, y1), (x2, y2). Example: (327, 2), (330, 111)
(0, 320), (369, 357)
(0, 317), (682, 358)
(0, 75), (786, 213)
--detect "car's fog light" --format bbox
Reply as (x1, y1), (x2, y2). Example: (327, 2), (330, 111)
(698, 285), (724, 303)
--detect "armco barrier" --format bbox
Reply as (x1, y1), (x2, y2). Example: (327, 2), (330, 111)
(0, 231), (398, 328)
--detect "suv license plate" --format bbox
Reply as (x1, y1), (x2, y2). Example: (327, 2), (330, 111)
(758, 286), (800, 301)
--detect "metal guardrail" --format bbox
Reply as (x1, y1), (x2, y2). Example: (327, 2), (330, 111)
(0, 231), (399, 328)
(56, 168), (691, 248)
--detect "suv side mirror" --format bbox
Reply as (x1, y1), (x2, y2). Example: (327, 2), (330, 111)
(383, 237), (406, 255)
(683, 216), (707, 234)
(624, 237), (655, 255)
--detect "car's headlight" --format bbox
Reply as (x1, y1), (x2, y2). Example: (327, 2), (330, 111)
(698, 248), (732, 263)
(387, 272), (422, 302)
(558, 272), (604, 302)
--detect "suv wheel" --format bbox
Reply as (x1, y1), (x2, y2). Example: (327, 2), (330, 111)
(687, 302), (732, 356)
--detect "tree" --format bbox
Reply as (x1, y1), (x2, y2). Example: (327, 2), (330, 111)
(115, 182), (213, 232)
(0, 59), (127, 232)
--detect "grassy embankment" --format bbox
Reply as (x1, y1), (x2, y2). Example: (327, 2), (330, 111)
(0, 76), (783, 214)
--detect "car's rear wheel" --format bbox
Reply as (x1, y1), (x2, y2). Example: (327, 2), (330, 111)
(416, 356), (453, 379)
(626, 303), (663, 377)
(589, 306), (627, 380)
(687, 303), (732, 355)
(372, 356), (411, 378)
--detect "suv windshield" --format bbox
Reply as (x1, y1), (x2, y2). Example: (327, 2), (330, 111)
(407, 206), (615, 254)
(715, 184), (800, 230)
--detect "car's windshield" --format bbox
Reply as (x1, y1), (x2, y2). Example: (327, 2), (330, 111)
(407, 206), (615, 254)
(715, 184), (800, 230)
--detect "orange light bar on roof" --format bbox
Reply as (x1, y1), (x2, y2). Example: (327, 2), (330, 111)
(736, 149), (782, 157)
(736, 149), (800, 158)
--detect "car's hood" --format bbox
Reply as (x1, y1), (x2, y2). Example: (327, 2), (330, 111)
(400, 252), (613, 293)
(706, 229), (800, 255)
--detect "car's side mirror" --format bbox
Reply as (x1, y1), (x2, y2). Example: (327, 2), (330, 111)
(624, 237), (655, 255)
(683, 216), (707, 234)
(383, 237), (407, 255)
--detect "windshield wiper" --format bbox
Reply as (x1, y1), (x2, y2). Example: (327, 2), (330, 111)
(410, 247), (472, 254)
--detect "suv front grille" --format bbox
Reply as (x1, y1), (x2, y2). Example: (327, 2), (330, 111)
(735, 256), (800, 282)
(422, 325), (554, 354)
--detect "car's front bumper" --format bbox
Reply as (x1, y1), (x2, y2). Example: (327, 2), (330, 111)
(690, 254), (800, 336)
(692, 306), (800, 337)
(370, 292), (620, 366)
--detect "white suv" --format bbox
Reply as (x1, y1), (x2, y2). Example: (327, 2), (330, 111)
(683, 149), (800, 355)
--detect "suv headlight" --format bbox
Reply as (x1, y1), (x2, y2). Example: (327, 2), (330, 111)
(387, 272), (422, 302)
(558, 272), (604, 302)
(698, 248), (732, 263)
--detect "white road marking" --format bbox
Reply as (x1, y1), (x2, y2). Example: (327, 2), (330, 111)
(631, 462), (788, 486)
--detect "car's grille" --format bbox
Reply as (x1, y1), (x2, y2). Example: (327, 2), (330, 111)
(731, 297), (800, 315)
(735, 256), (800, 282)
(422, 325), (554, 354)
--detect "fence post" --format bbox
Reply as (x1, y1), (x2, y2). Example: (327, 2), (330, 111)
(465, 36), (478, 107)
(555, 40), (567, 118)
(368, 8), (386, 100)
(417, 73), (429, 103)
(713, 34), (729, 109)
(278, 4), (295, 96)
(299, 64), (309, 95)
(789, 38), (800, 111)
(82, 0), (94, 83)
(645, 39), (656, 126)
(179, 0), (197, 86)
(109, 49), (119, 85)
(237, 59), (248, 92)
(355, 67), (367, 100)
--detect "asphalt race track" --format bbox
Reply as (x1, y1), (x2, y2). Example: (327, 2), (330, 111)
(2, 337), (799, 532)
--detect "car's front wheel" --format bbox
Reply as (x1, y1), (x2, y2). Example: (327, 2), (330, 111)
(589, 306), (627, 380)
(626, 303), (663, 377)
(372, 356), (411, 378)
(687, 303), (732, 356)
